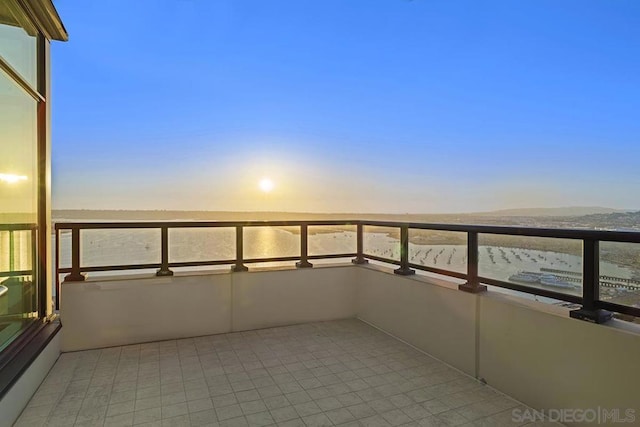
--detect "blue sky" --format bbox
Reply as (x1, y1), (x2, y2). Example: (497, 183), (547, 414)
(51, 0), (640, 213)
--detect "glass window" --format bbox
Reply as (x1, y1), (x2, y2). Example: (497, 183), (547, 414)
(0, 5), (38, 88)
(0, 74), (37, 222)
(0, 69), (38, 351)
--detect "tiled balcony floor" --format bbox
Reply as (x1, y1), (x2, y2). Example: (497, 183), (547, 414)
(16, 319), (560, 427)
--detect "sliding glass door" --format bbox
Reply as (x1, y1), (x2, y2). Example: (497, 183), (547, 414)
(0, 3), (45, 352)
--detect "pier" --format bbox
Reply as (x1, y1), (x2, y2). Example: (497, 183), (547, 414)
(540, 267), (640, 291)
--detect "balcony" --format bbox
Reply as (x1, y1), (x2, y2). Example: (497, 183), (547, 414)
(17, 319), (550, 427)
(10, 219), (640, 426)
(2, 2), (639, 427)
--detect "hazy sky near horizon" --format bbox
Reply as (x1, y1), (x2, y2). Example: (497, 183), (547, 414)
(51, 0), (640, 213)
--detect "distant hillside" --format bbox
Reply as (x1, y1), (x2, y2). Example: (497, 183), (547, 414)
(52, 209), (463, 223)
(572, 211), (640, 230)
(52, 210), (346, 222)
(51, 208), (640, 230)
(474, 206), (631, 217)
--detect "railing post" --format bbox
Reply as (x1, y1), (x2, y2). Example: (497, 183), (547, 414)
(156, 226), (174, 276)
(8, 230), (14, 271)
(570, 239), (612, 323)
(296, 224), (313, 268)
(31, 227), (40, 313)
(55, 227), (60, 310)
(231, 226), (248, 272)
(394, 225), (415, 276)
(459, 231), (486, 293)
(64, 227), (85, 282)
(352, 223), (368, 265)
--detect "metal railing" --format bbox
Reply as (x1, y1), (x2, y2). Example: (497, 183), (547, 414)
(54, 220), (640, 323)
(0, 223), (37, 278)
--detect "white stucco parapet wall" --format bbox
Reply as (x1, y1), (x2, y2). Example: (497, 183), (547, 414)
(60, 265), (358, 352)
(60, 264), (640, 427)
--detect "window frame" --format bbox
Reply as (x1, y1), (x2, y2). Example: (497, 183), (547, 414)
(0, 4), (56, 398)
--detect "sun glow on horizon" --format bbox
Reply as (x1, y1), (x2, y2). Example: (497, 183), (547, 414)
(259, 178), (274, 193)
(0, 173), (28, 184)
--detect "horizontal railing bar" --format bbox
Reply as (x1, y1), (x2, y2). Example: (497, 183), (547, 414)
(308, 253), (357, 260)
(595, 301), (640, 318)
(54, 220), (359, 230)
(407, 263), (468, 280)
(363, 253), (402, 266)
(0, 270), (33, 277)
(478, 276), (583, 304)
(244, 256), (300, 264)
(0, 224), (37, 231)
(54, 220), (640, 243)
(58, 255), (358, 274)
(367, 221), (640, 243)
(169, 260), (235, 268)
(59, 263), (160, 273)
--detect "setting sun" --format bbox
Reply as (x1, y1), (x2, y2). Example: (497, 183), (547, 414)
(259, 178), (274, 193)
(0, 173), (28, 184)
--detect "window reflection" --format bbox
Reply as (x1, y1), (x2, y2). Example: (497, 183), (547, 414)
(0, 4), (38, 87)
(0, 16), (39, 350)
